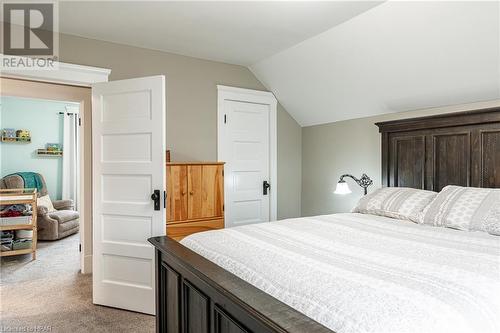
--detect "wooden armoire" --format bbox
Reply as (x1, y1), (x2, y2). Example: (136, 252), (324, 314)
(166, 162), (225, 241)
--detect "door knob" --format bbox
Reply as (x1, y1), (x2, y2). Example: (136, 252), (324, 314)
(151, 190), (160, 211)
(263, 181), (271, 195)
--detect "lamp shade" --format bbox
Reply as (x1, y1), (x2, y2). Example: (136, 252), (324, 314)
(334, 181), (352, 195)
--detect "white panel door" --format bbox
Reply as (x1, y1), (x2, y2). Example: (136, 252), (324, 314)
(221, 100), (271, 227)
(92, 76), (165, 314)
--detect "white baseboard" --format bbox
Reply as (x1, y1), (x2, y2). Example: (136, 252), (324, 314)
(81, 254), (93, 274)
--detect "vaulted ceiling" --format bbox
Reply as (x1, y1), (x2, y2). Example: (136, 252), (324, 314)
(59, 1), (381, 66)
(250, 1), (500, 126)
(59, 1), (500, 126)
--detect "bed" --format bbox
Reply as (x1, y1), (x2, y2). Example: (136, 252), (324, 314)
(149, 107), (500, 333)
(181, 213), (500, 333)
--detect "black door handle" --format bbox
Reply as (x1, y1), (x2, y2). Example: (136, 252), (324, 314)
(151, 190), (160, 211)
(263, 181), (270, 195)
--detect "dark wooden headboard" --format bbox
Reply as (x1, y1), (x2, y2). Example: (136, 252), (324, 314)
(376, 107), (500, 191)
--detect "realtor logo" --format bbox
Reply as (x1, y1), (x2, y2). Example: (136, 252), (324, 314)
(1, 1), (58, 70)
(3, 2), (53, 55)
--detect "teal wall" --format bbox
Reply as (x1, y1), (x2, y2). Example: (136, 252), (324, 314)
(0, 96), (78, 200)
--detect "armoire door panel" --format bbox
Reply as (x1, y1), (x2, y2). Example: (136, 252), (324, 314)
(480, 130), (500, 188)
(432, 132), (470, 191)
(390, 135), (425, 189)
(167, 165), (188, 222)
(188, 165), (203, 220)
(187, 165), (224, 220)
(201, 165), (224, 218)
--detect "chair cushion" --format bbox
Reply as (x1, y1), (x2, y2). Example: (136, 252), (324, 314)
(48, 210), (79, 224)
(58, 218), (79, 233)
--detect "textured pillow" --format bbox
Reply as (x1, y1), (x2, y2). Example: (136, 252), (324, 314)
(420, 185), (500, 235)
(353, 187), (437, 222)
(37, 194), (56, 213)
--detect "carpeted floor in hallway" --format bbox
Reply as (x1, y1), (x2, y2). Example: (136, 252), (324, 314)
(0, 233), (155, 332)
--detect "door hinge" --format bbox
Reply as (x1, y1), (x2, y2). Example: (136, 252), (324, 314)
(224, 114), (227, 124)
(79, 244), (81, 252)
(78, 117), (82, 126)
(222, 170), (224, 177)
(223, 204), (224, 211)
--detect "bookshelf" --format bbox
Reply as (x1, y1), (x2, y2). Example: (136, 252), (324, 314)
(0, 188), (38, 260)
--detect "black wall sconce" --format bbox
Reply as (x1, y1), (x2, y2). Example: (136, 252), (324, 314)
(334, 174), (373, 195)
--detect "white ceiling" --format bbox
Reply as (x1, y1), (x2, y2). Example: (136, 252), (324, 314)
(59, 1), (382, 66)
(250, 1), (500, 126)
(59, 1), (500, 126)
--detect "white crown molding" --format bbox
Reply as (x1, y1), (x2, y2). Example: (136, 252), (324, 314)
(0, 55), (111, 86)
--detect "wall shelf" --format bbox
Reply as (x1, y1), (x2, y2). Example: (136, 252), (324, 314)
(36, 149), (63, 157)
(1, 136), (31, 143)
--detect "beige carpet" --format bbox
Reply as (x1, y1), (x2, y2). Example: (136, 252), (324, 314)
(1, 233), (155, 332)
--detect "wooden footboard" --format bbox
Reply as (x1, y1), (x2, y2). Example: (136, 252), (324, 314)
(149, 236), (333, 333)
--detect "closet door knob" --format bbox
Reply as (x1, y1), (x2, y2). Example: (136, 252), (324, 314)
(189, 191), (194, 195)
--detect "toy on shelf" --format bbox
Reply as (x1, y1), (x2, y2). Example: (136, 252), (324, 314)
(16, 130), (31, 142)
(46, 143), (62, 152)
(1, 129), (17, 142)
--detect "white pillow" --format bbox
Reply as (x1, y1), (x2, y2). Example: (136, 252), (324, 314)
(37, 195), (56, 212)
(420, 185), (500, 236)
(353, 187), (437, 222)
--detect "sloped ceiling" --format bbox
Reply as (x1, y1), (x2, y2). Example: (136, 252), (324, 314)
(250, 1), (500, 126)
(59, 1), (382, 66)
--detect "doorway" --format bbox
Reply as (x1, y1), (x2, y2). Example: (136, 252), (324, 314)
(1, 77), (92, 274)
(217, 85), (278, 227)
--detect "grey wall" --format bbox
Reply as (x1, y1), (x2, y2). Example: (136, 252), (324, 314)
(277, 104), (302, 218)
(301, 100), (500, 217)
(59, 34), (302, 219)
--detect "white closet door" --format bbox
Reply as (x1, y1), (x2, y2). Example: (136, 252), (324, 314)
(224, 100), (270, 227)
(218, 86), (277, 227)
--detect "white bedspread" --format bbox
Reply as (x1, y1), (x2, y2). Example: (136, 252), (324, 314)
(181, 213), (500, 333)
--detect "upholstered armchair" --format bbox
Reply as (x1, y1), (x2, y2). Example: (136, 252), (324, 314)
(0, 173), (79, 240)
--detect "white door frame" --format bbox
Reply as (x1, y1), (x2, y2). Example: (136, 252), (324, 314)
(217, 85), (278, 222)
(1, 57), (111, 274)
(1, 56), (111, 86)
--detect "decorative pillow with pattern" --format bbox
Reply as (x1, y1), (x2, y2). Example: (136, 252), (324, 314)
(37, 194), (56, 213)
(353, 187), (437, 222)
(420, 185), (500, 235)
